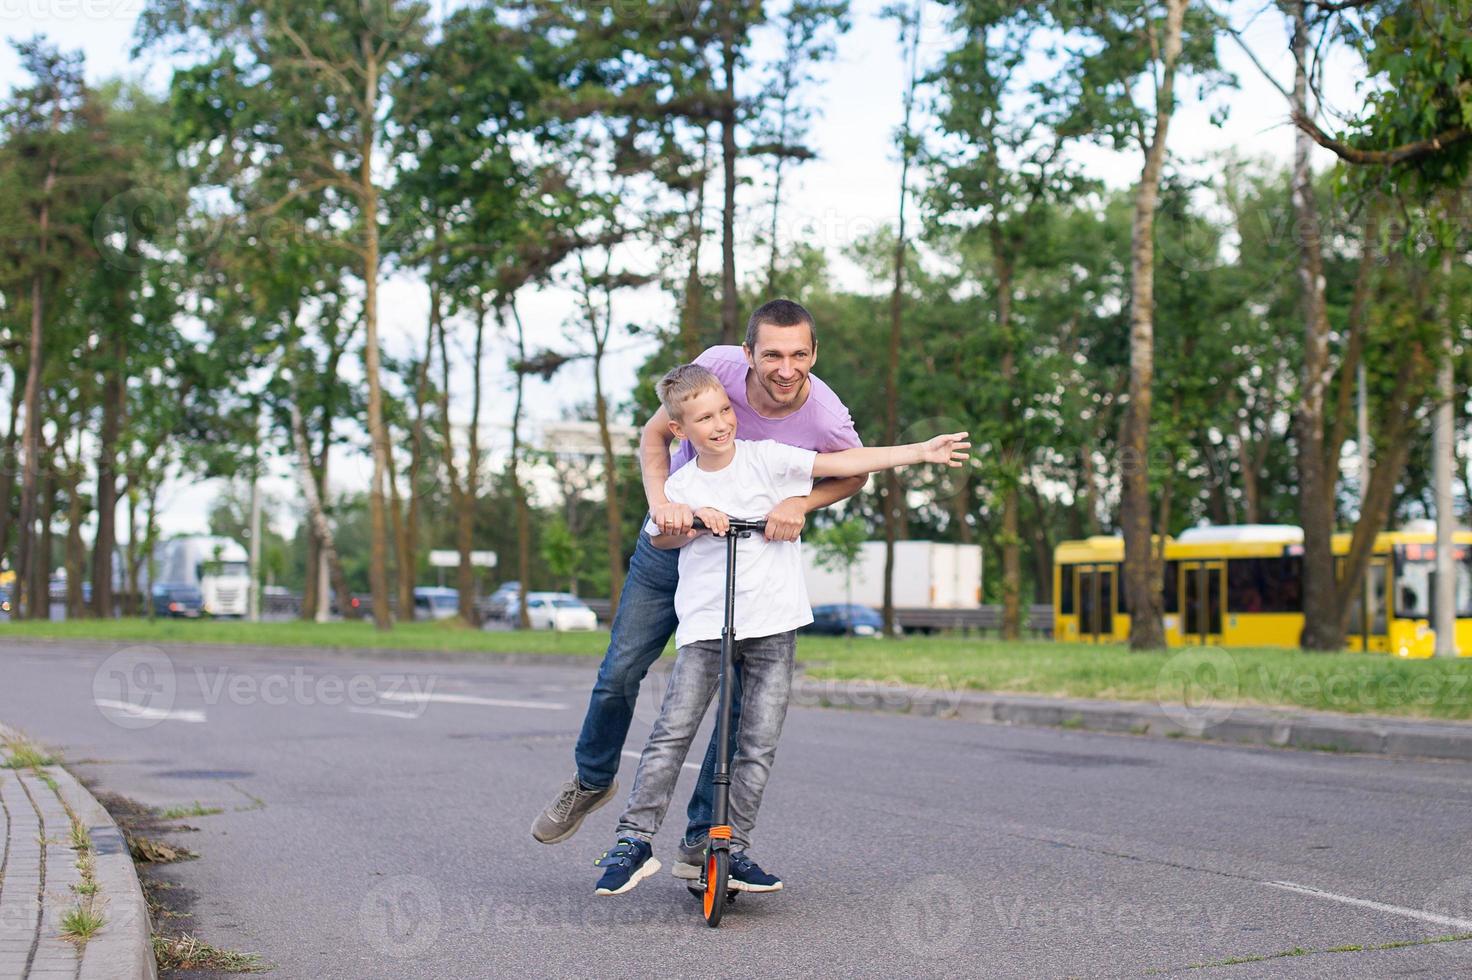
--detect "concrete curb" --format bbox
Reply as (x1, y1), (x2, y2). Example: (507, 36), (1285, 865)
(0, 722), (157, 980)
(789, 678), (1472, 762)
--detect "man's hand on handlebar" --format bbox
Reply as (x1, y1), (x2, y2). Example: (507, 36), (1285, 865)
(651, 501), (696, 537)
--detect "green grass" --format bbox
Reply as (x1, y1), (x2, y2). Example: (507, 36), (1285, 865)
(7, 618), (1472, 720)
(59, 905), (104, 941)
(158, 802), (224, 820)
(0, 617), (614, 655)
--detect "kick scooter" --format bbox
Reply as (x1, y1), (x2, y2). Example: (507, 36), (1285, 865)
(686, 515), (765, 928)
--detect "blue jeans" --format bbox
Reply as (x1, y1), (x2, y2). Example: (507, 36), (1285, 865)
(574, 527), (742, 845)
(617, 631), (795, 852)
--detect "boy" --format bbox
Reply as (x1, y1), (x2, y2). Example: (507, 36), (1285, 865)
(593, 363), (968, 895)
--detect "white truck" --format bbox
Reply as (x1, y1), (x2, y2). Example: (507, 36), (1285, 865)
(157, 535), (252, 617)
(802, 540), (982, 609)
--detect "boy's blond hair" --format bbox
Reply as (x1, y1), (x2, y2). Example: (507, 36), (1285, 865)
(656, 363), (725, 421)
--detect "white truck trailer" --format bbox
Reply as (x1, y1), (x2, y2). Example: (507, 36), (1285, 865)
(157, 535), (252, 616)
(802, 540), (982, 609)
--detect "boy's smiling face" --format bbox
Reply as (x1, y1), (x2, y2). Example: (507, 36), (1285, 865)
(669, 385), (738, 463)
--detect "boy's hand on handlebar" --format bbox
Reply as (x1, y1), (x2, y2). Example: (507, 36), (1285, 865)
(693, 507), (731, 536)
(921, 432), (971, 467)
(652, 501), (696, 537)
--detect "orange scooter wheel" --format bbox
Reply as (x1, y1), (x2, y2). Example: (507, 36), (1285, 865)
(703, 849), (730, 927)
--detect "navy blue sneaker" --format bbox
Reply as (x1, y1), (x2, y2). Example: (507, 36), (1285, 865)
(594, 837), (661, 896)
(727, 851), (782, 893)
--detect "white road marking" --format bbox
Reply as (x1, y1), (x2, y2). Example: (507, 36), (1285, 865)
(93, 699), (207, 723)
(622, 749), (700, 773)
(378, 691), (567, 711)
(347, 706), (422, 719)
(1264, 880), (1472, 931)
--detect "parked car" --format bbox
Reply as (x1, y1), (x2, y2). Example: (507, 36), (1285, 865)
(804, 603), (885, 637)
(485, 581), (523, 621)
(507, 592), (599, 631)
(413, 586), (460, 620)
(152, 583), (204, 619)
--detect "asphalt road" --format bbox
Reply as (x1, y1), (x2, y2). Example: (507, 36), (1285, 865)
(2, 639), (1471, 979)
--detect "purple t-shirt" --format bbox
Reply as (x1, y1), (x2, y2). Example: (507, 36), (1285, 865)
(669, 346), (862, 474)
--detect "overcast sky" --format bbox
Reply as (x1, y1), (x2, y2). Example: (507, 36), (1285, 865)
(1, 0), (1356, 540)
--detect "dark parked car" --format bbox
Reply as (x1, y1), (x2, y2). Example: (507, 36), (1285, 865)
(485, 581), (523, 621)
(152, 584), (204, 618)
(804, 603), (884, 637)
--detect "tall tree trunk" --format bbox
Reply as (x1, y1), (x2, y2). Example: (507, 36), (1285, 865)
(387, 438), (409, 622)
(32, 451), (54, 620)
(1433, 251), (1456, 655)
(882, 0), (923, 637)
(91, 322), (126, 618)
(404, 230), (442, 622)
(360, 49), (393, 630)
(509, 301), (533, 630)
(992, 230), (1020, 639)
(63, 432), (86, 620)
(718, 31), (739, 346)
(1290, 0), (1338, 650)
(457, 294), (488, 624)
(1121, 0), (1185, 651)
(681, 132), (710, 362)
(0, 371), (21, 585)
(291, 399), (355, 620)
(302, 517), (320, 620)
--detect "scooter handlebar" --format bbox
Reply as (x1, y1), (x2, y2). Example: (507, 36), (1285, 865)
(690, 516), (768, 534)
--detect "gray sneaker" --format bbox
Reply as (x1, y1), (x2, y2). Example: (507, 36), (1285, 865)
(671, 835), (706, 879)
(531, 775), (618, 844)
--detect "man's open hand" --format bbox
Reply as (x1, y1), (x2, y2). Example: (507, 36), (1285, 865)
(920, 432), (971, 467)
(651, 501), (695, 537)
(765, 496), (807, 542)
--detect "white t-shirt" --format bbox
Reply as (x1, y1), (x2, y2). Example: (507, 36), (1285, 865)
(644, 440), (817, 647)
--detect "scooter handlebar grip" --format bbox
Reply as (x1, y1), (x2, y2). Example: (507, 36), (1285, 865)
(690, 517), (768, 533)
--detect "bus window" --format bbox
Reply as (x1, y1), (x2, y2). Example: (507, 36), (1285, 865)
(1059, 564), (1075, 614)
(1227, 557), (1302, 613)
(1459, 555), (1472, 617)
(1396, 554), (1430, 618)
(1115, 563), (1126, 614)
(1162, 561), (1178, 613)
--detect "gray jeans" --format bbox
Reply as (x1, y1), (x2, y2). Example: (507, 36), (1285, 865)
(616, 630), (796, 852)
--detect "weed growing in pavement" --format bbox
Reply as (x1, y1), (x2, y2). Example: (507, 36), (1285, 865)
(158, 802), (224, 820)
(60, 904), (105, 942)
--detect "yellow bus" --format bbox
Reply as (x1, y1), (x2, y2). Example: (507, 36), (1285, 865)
(1054, 523), (1472, 657)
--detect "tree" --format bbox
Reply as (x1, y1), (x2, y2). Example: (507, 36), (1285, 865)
(811, 515), (867, 632)
(139, 0), (430, 629)
(1037, 0), (1227, 649)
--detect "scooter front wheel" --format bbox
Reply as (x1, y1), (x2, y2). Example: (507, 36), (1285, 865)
(703, 849), (730, 927)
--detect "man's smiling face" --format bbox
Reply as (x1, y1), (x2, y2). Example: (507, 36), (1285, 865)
(744, 321), (816, 411)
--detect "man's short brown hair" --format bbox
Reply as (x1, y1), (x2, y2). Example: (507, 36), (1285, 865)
(656, 363), (724, 421)
(744, 298), (816, 351)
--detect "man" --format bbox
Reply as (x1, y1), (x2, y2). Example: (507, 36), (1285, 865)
(532, 298), (865, 882)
